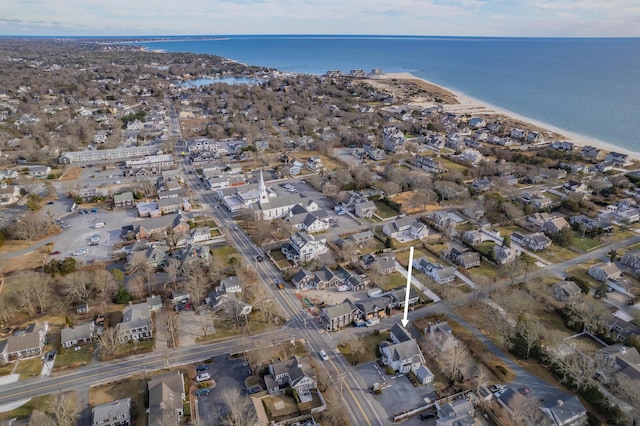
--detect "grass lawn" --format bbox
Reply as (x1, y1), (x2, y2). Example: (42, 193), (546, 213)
(104, 339), (154, 361)
(338, 331), (390, 364)
(476, 241), (495, 258)
(497, 224), (528, 235)
(536, 246), (578, 263)
(210, 246), (239, 264)
(15, 358), (42, 379)
(197, 310), (278, 343)
(0, 395), (49, 422)
(571, 233), (604, 252)
(566, 265), (599, 288)
(373, 272), (407, 292)
(54, 345), (94, 371)
(373, 200), (399, 219)
(467, 260), (498, 280)
(89, 375), (147, 426)
(438, 158), (470, 173)
(395, 247), (435, 267)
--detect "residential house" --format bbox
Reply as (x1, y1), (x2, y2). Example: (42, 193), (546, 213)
(459, 148), (484, 165)
(113, 192), (135, 208)
(550, 281), (583, 303)
(264, 356), (317, 398)
(596, 344), (640, 383)
(621, 252), (640, 272)
(539, 393), (587, 426)
(563, 180), (591, 196)
(551, 141), (574, 151)
(355, 300), (385, 319)
(354, 200), (377, 218)
(148, 371), (185, 426)
(290, 269), (314, 290)
(281, 231), (328, 262)
(157, 197), (191, 215)
(385, 287), (420, 309)
(288, 212), (329, 233)
(146, 295), (163, 312)
(541, 216), (570, 235)
(510, 128), (526, 140)
(92, 398), (131, 426)
(588, 262), (622, 282)
(436, 399), (475, 426)
(312, 266), (339, 290)
(322, 299), (360, 331)
(511, 231), (552, 251)
(530, 195), (555, 210)
(446, 247), (481, 269)
(371, 255), (396, 275)
(116, 302), (153, 343)
(462, 230), (482, 246)
(306, 156), (324, 172)
(382, 217), (427, 241)
(424, 321), (458, 352)
(27, 165), (51, 177)
(0, 322), (48, 363)
(462, 204), (485, 220)
(379, 336), (426, 374)
(468, 117), (486, 129)
(413, 257), (456, 284)
(411, 155), (443, 172)
(61, 323), (95, 349)
(177, 244), (210, 272)
(130, 245), (170, 268)
(382, 126), (406, 153)
(494, 246), (520, 265)
(134, 212), (190, 241)
(348, 230), (374, 246)
(0, 184), (21, 205)
(570, 215), (613, 235)
(606, 151), (632, 167)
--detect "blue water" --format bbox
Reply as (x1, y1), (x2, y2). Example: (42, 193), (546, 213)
(138, 35), (640, 152)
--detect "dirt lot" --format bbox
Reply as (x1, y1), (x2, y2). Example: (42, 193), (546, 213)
(59, 166), (83, 181)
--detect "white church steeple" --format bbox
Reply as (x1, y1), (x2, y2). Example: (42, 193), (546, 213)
(258, 170), (269, 205)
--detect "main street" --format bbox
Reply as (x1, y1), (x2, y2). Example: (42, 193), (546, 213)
(179, 148), (389, 425)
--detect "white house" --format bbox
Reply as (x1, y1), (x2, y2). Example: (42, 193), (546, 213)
(281, 231), (328, 262)
(413, 257), (456, 284)
(116, 302), (153, 343)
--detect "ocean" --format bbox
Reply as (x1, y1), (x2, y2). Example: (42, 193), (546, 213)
(136, 35), (640, 153)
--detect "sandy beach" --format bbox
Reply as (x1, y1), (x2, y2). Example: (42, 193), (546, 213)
(379, 72), (638, 162)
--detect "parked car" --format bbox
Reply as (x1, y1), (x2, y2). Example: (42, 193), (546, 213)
(46, 201), (54, 205)
(73, 248), (87, 256)
(420, 411), (436, 420)
(196, 372), (211, 382)
(319, 350), (329, 361)
(518, 386), (531, 395)
(194, 388), (210, 396)
(50, 251), (61, 255)
(196, 365), (209, 372)
(61, 223), (71, 229)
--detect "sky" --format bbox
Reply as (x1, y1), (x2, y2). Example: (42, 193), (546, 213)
(2, 0), (640, 37)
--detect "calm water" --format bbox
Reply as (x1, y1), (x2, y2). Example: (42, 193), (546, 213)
(138, 35), (640, 152)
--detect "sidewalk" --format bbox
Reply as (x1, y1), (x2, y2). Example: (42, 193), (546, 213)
(394, 261), (442, 303)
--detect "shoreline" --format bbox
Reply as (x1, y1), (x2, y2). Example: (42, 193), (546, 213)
(381, 72), (639, 162)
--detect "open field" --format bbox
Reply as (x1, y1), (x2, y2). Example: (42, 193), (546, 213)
(373, 272), (407, 292)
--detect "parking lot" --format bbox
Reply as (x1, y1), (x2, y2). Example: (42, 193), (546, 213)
(355, 361), (437, 425)
(49, 208), (136, 261)
(194, 356), (252, 425)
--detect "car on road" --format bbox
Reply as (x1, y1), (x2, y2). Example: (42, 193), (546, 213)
(256, 255), (264, 262)
(91, 208), (98, 213)
(114, 180), (121, 184)
(196, 372), (211, 382)
(518, 386), (531, 395)
(61, 224), (71, 228)
(90, 242), (99, 246)
(46, 201), (54, 205)
(73, 248), (87, 256)
(50, 251), (61, 255)
(319, 350), (329, 361)
(196, 365), (209, 372)
(194, 388), (210, 396)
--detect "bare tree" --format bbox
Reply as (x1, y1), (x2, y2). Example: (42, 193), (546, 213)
(127, 273), (147, 300)
(514, 316), (544, 359)
(440, 342), (473, 383)
(92, 268), (118, 306)
(10, 271), (51, 316)
(183, 262), (211, 309)
(60, 270), (94, 305)
(96, 327), (122, 356)
(508, 393), (544, 426)
(44, 391), (80, 426)
(165, 312), (179, 348)
(165, 258), (182, 290)
(219, 387), (258, 426)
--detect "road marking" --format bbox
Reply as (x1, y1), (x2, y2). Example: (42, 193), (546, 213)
(327, 357), (373, 426)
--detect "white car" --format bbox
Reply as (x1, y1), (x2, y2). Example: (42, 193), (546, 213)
(196, 372), (211, 382)
(319, 350), (329, 361)
(73, 248), (87, 256)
